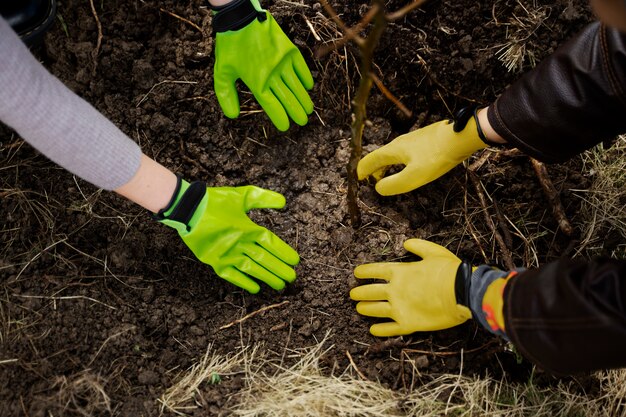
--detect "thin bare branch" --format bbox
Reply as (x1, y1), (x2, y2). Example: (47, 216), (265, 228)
(219, 301), (290, 330)
(318, 0), (350, 33)
(468, 170), (515, 270)
(386, 0), (428, 21)
(346, 350), (368, 380)
(370, 72), (412, 117)
(402, 340), (498, 357)
(88, 0), (103, 74)
(385, 0), (427, 22)
(159, 8), (204, 35)
(14, 294), (117, 310)
(316, 1), (381, 57)
(530, 158), (574, 236)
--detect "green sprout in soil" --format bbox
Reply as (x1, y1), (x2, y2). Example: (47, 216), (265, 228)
(56, 13), (69, 38)
(210, 372), (221, 384)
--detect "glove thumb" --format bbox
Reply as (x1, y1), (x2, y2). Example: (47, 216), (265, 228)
(403, 239), (456, 260)
(214, 70), (240, 119)
(241, 186), (287, 211)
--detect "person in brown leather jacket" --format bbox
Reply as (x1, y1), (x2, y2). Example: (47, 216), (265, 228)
(349, 0), (626, 375)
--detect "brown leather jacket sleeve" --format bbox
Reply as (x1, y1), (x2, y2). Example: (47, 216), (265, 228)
(487, 22), (626, 163)
(504, 258), (626, 374)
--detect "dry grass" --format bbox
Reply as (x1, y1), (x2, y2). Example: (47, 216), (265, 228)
(232, 340), (622, 417)
(158, 335), (626, 417)
(495, 0), (550, 72)
(573, 136), (626, 258)
(158, 343), (258, 415)
(50, 371), (112, 416)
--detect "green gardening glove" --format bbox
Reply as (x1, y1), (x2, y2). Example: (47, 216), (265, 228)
(212, 0), (314, 131)
(157, 177), (300, 293)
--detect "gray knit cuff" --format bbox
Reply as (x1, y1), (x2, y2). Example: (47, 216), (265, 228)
(469, 265), (526, 341)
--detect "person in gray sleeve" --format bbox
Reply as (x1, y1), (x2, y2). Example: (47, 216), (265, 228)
(0, 5), (302, 294)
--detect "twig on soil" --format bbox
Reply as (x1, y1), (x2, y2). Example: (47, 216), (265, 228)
(386, 0), (428, 21)
(468, 149), (493, 172)
(87, 326), (136, 366)
(318, 0), (364, 45)
(219, 301), (290, 330)
(370, 72), (412, 117)
(492, 197), (514, 249)
(13, 237), (68, 282)
(402, 340), (498, 357)
(175, 96), (212, 104)
(136, 80), (198, 107)
(19, 396), (29, 417)
(462, 190), (489, 264)
(0, 359), (18, 365)
(88, 0), (103, 74)
(300, 257), (351, 271)
(304, 15), (321, 41)
(469, 154), (515, 249)
(316, 4), (379, 57)
(530, 158), (574, 236)
(159, 8), (204, 36)
(346, 350), (368, 380)
(14, 294), (116, 310)
(467, 170), (515, 270)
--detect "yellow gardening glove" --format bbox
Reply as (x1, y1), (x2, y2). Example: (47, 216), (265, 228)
(350, 239), (472, 336)
(357, 110), (488, 196)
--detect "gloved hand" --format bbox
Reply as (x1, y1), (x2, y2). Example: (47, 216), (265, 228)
(357, 108), (488, 196)
(212, 0), (314, 131)
(157, 177), (299, 294)
(350, 239), (472, 336)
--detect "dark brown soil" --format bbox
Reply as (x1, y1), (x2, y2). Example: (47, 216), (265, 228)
(1, 0), (599, 415)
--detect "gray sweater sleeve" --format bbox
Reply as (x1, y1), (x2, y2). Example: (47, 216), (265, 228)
(0, 17), (141, 191)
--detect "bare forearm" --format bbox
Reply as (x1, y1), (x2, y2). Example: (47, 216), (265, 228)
(115, 154), (178, 213)
(477, 107), (506, 144)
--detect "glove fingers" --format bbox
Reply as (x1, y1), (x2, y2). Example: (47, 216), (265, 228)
(218, 266), (261, 294)
(214, 71), (240, 119)
(374, 166), (423, 196)
(354, 262), (396, 281)
(256, 232), (300, 266)
(242, 242), (297, 283)
(291, 50), (314, 90)
(355, 301), (392, 318)
(236, 257), (286, 291)
(370, 321), (407, 337)
(282, 64), (314, 115)
(256, 90), (290, 131)
(241, 186), (286, 211)
(350, 283), (388, 301)
(403, 238), (453, 260)
(357, 147), (404, 181)
(270, 78), (309, 127)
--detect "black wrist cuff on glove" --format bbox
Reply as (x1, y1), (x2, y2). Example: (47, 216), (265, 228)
(154, 176), (206, 231)
(209, 0), (267, 33)
(1, 0), (57, 46)
(155, 174), (184, 219)
(452, 106), (492, 145)
(454, 260), (473, 308)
